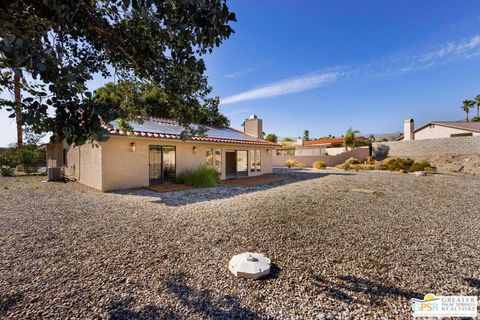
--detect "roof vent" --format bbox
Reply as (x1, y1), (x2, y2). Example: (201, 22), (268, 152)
(248, 114), (258, 120)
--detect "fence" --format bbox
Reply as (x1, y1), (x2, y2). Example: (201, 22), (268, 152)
(272, 147), (369, 167)
(372, 136), (480, 157)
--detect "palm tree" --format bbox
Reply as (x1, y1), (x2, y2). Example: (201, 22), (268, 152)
(344, 127), (360, 151)
(461, 100), (475, 122)
(475, 95), (480, 119)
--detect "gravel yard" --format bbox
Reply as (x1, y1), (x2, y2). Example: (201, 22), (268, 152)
(1, 169), (480, 319)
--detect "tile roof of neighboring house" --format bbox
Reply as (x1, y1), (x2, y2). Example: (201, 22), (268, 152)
(304, 136), (366, 145)
(396, 120), (480, 140)
(107, 118), (278, 146)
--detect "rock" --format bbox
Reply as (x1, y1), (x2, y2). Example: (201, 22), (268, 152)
(398, 169), (407, 174)
(228, 252), (271, 280)
(414, 171), (427, 176)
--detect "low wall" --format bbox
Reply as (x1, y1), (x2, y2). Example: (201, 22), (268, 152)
(272, 147), (369, 167)
(372, 136), (480, 157)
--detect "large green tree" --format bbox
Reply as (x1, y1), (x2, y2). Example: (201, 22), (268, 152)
(344, 127), (359, 151)
(94, 81), (229, 127)
(0, 0), (235, 146)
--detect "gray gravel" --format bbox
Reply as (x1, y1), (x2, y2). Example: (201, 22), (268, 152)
(1, 169), (479, 319)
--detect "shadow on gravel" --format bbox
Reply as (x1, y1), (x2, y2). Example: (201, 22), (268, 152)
(0, 292), (23, 316)
(108, 297), (176, 319)
(312, 274), (423, 306)
(167, 281), (268, 319)
(464, 277), (480, 291)
(115, 170), (351, 207)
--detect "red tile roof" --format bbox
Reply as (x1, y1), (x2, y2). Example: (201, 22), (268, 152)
(107, 118), (279, 146)
(304, 136), (366, 145)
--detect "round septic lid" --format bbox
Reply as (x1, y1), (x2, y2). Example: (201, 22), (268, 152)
(228, 252), (271, 280)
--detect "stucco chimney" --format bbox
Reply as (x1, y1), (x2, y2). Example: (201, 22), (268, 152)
(244, 115), (263, 139)
(404, 118), (414, 140)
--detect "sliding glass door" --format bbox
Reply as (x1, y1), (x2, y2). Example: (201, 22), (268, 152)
(149, 146), (176, 185)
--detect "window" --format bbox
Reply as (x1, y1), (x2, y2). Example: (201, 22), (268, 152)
(250, 149), (261, 172)
(206, 148), (222, 172)
(62, 148), (68, 166)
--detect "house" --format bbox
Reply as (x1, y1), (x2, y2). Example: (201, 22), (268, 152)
(276, 136), (366, 156)
(46, 115), (277, 191)
(397, 119), (480, 141)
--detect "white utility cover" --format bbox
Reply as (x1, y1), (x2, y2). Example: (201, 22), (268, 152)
(228, 252), (271, 280)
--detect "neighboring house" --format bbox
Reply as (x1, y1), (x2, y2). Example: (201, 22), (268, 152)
(276, 136), (366, 156)
(46, 115), (277, 191)
(397, 119), (480, 141)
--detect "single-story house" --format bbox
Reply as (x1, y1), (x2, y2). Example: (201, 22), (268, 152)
(46, 115), (278, 191)
(276, 136), (366, 156)
(397, 119), (480, 141)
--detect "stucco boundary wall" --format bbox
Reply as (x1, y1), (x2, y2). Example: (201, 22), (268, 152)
(272, 147), (369, 167)
(372, 136), (480, 157)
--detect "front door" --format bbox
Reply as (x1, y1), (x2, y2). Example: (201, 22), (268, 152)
(149, 146), (176, 185)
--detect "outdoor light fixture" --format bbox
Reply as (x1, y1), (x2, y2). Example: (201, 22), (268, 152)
(130, 142), (136, 152)
(192, 146), (197, 153)
(266, 148), (270, 154)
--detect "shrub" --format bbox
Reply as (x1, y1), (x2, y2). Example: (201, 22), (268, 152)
(372, 144), (389, 160)
(408, 161), (433, 173)
(354, 164), (361, 171)
(313, 160), (327, 169)
(471, 116), (480, 122)
(365, 156), (375, 165)
(286, 159), (297, 168)
(341, 163), (351, 171)
(344, 157), (360, 165)
(0, 167), (15, 177)
(296, 162), (305, 169)
(0, 146), (45, 174)
(176, 165), (220, 187)
(385, 158), (414, 171)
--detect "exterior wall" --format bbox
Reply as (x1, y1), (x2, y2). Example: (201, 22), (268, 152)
(100, 136), (273, 191)
(372, 136), (480, 157)
(272, 147), (369, 167)
(413, 125), (479, 140)
(325, 147), (346, 156)
(294, 146), (327, 156)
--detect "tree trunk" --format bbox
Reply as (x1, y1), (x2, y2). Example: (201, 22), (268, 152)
(14, 74), (23, 148)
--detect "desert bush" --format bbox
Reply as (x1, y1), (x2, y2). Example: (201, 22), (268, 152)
(384, 158), (414, 171)
(408, 161), (434, 173)
(313, 160), (327, 169)
(176, 165), (220, 187)
(354, 164), (361, 171)
(365, 156), (375, 165)
(471, 116), (480, 122)
(340, 163), (351, 171)
(372, 144), (389, 160)
(295, 162), (305, 169)
(0, 167), (14, 177)
(285, 159), (297, 168)
(0, 146), (45, 174)
(344, 157), (360, 165)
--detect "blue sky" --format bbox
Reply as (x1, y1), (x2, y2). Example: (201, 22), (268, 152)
(2, 0), (480, 145)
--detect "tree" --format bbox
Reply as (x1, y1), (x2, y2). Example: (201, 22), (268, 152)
(282, 137), (295, 142)
(303, 130), (310, 141)
(461, 100), (475, 122)
(473, 95), (480, 121)
(0, 1), (236, 146)
(94, 81), (228, 127)
(265, 133), (278, 143)
(344, 127), (360, 151)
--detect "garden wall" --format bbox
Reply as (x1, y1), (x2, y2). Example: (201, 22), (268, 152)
(272, 147), (369, 167)
(372, 136), (480, 157)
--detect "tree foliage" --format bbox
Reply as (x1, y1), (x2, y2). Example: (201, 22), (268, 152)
(0, 0), (235, 145)
(264, 133), (278, 143)
(343, 127), (360, 151)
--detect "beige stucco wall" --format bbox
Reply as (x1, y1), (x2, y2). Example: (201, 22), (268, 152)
(414, 125), (479, 140)
(49, 136), (273, 191)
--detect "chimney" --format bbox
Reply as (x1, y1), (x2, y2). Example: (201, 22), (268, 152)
(244, 115), (263, 139)
(404, 118), (414, 140)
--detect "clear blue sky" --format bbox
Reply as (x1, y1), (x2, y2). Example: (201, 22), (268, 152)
(2, 0), (480, 145)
